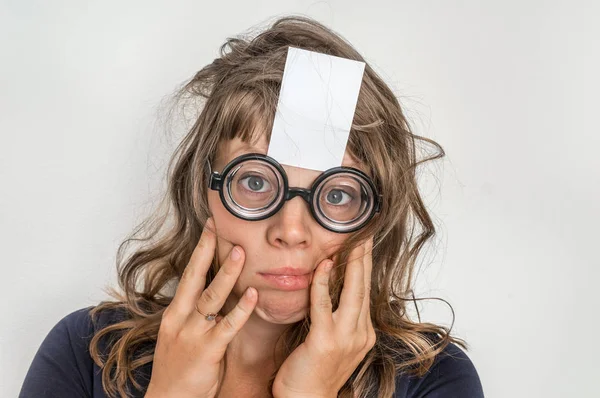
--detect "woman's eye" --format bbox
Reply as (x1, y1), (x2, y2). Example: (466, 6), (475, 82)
(325, 188), (353, 206)
(240, 175), (272, 193)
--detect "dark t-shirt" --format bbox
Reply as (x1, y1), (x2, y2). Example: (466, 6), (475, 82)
(19, 306), (484, 397)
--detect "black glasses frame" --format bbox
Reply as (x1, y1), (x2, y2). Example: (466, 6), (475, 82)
(207, 153), (383, 233)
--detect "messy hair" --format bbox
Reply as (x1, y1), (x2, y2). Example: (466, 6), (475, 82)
(89, 14), (468, 398)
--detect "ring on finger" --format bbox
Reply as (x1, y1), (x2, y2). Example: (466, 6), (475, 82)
(195, 301), (220, 321)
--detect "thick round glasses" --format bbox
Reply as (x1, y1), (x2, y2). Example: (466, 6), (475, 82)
(207, 153), (382, 233)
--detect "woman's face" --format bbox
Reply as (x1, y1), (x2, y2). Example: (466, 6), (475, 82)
(208, 133), (364, 324)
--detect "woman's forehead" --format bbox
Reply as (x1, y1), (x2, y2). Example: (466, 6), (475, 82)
(217, 136), (363, 170)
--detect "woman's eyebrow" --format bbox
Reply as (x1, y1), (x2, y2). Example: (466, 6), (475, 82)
(231, 145), (266, 158)
(344, 159), (359, 168)
(343, 157), (364, 170)
(220, 146), (262, 167)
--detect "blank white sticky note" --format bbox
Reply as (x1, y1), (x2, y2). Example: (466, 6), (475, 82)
(267, 47), (366, 171)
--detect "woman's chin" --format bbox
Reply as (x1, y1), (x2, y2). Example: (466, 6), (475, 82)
(253, 291), (310, 324)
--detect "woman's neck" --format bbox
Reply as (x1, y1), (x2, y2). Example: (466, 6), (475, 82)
(221, 294), (288, 369)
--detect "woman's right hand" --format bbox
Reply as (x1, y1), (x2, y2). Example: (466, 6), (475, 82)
(145, 217), (258, 398)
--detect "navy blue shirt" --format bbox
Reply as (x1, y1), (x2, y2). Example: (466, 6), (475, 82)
(20, 306), (484, 397)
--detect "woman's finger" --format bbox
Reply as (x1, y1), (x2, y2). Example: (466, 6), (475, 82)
(337, 241), (366, 329)
(169, 218), (217, 320)
(309, 259), (334, 330)
(209, 286), (258, 350)
(188, 245), (245, 330)
(359, 237), (374, 330)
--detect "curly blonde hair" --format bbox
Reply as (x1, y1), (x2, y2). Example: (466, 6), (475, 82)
(88, 14), (468, 398)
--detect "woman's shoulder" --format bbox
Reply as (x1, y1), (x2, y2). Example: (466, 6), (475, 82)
(19, 304), (137, 398)
(393, 338), (484, 398)
(40, 304), (131, 346)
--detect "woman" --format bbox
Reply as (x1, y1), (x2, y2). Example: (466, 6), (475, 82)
(20, 15), (484, 398)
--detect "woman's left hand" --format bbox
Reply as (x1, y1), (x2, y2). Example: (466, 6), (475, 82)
(272, 237), (377, 398)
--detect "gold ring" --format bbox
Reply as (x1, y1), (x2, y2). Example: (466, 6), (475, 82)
(195, 301), (219, 321)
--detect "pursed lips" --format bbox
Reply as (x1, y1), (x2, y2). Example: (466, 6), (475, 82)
(259, 267), (314, 291)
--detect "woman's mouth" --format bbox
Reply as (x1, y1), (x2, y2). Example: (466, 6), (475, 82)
(258, 272), (312, 291)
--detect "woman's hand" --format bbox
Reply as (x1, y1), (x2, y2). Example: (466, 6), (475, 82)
(145, 218), (258, 398)
(272, 237), (376, 398)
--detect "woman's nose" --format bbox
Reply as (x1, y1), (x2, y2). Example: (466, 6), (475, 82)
(267, 196), (312, 248)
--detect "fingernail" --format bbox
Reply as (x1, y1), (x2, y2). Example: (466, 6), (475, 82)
(230, 246), (241, 261)
(325, 261), (334, 272)
(246, 287), (256, 298)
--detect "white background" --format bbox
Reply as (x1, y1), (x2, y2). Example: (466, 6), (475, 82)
(1, 1), (597, 397)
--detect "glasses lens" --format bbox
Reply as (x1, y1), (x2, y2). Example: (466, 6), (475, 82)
(223, 159), (283, 219)
(313, 172), (374, 232)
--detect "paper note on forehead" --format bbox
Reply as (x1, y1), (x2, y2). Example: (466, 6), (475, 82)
(267, 47), (365, 172)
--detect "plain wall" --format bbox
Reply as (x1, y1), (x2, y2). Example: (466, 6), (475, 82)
(1, 1), (597, 397)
